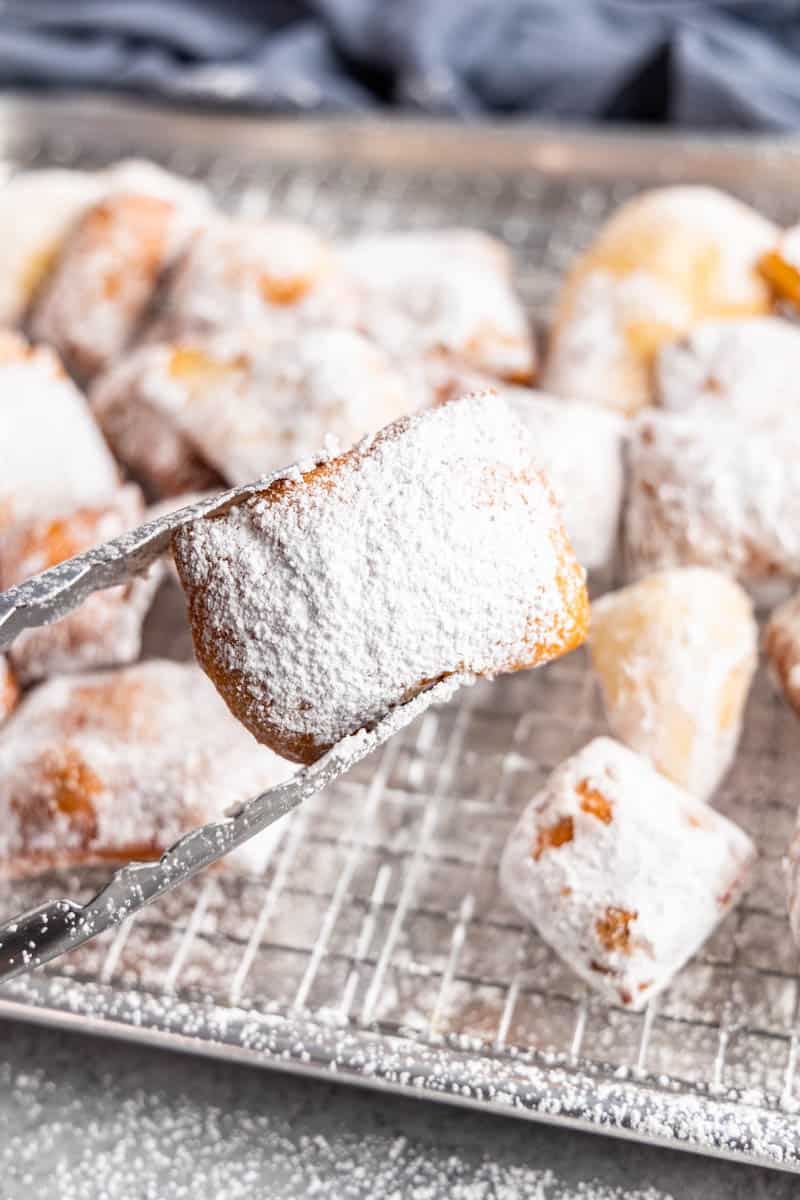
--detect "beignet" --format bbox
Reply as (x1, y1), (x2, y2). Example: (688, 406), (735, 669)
(0, 336), (119, 532)
(590, 569), (757, 801)
(173, 393), (589, 763)
(30, 189), (207, 379)
(656, 316), (800, 427)
(625, 407), (800, 587)
(543, 187), (778, 416)
(340, 229), (535, 383)
(153, 216), (356, 341)
(1, 484), (161, 685)
(502, 389), (625, 571)
(92, 327), (419, 491)
(500, 737), (755, 1009)
(0, 660), (296, 878)
(0, 169), (104, 326)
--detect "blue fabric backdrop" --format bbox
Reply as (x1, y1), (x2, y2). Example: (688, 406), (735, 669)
(2, 1), (800, 128)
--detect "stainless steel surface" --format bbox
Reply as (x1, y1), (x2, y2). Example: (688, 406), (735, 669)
(1, 94), (800, 1171)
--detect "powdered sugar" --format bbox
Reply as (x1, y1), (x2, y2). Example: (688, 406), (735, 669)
(0, 659), (296, 877)
(0, 339), (120, 529)
(544, 186), (777, 416)
(157, 215), (358, 340)
(500, 388), (626, 570)
(656, 316), (800, 426)
(30, 191), (206, 380)
(0, 168), (105, 324)
(101, 158), (211, 217)
(173, 392), (588, 762)
(340, 229), (535, 382)
(543, 269), (691, 416)
(1, 484), (162, 685)
(0, 160), (209, 330)
(589, 568), (757, 801)
(625, 407), (800, 586)
(90, 343), (226, 496)
(500, 736), (756, 1009)
(94, 327), (423, 491)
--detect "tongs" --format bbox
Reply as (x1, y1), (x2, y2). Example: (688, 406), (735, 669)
(0, 478), (464, 982)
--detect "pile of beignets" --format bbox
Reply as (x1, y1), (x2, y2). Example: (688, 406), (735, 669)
(3, 161), (800, 1015)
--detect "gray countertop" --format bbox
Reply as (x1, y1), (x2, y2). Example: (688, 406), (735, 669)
(0, 1018), (795, 1200)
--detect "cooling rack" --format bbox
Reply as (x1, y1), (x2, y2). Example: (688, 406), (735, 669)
(2, 94), (800, 1170)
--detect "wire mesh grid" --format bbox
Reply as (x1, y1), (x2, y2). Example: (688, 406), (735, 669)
(2, 105), (800, 1168)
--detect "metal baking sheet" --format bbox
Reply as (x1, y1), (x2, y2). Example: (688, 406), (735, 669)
(2, 93), (800, 1171)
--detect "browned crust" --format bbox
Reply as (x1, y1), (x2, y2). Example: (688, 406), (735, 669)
(764, 604), (800, 716)
(0, 657), (18, 724)
(31, 192), (176, 379)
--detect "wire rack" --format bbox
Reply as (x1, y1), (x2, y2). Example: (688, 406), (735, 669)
(2, 96), (800, 1171)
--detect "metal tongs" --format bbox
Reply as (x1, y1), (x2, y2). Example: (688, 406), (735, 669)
(0, 477), (464, 982)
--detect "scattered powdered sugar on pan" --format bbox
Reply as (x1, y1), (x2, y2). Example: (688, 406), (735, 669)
(0, 1024), (683, 1200)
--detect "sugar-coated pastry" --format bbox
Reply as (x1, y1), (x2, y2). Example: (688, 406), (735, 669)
(90, 344), (225, 496)
(1, 484), (161, 685)
(0, 336), (119, 531)
(340, 229), (535, 383)
(100, 159), (211, 213)
(95, 328), (420, 491)
(590, 569), (757, 801)
(500, 737), (755, 1010)
(0, 660), (296, 879)
(759, 225), (800, 310)
(154, 216), (357, 341)
(625, 408), (800, 586)
(543, 187), (778, 416)
(0, 169), (106, 326)
(0, 656), (18, 726)
(656, 316), (800, 427)
(0, 161), (207, 331)
(173, 393), (589, 764)
(29, 190), (206, 380)
(501, 389), (625, 571)
(764, 590), (800, 718)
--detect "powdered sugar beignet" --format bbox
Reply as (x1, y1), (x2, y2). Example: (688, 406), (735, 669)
(341, 229), (535, 383)
(543, 187), (777, 416)
(0, 335), (120, 532)
(501, 389), (625, 571)
(92, 328), (418, 493)
(173, 393), (589, 764)
(154, 216), (356, 341)
(0, 660), (296, 879)
(626, 407), (800, 587)
(0, 169), (105, 325)
(500, 737), (755, 1010)
(590, 569), (757, 801)
(656, 316), (800, 427)
(1, 484), (161, 685)
(30, 190), (207, 380)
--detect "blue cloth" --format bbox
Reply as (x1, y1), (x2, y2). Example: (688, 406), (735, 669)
(2, 1), (800, 128)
